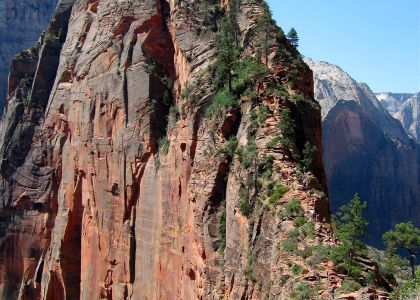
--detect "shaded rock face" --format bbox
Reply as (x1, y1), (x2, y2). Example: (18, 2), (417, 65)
(0, 0), (332, 299)
(307, 59), (420, 247)
(0, 0), (58, 110)
(377, 92), (420, 143)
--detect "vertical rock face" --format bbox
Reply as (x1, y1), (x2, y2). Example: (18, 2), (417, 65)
(377, 92), (420, 143)
(307, 59), (420, 247)
(376, 92), (414, 115)
(393, 92), (420, 143)
(0, 0), (333, 299)
(0, 0), (58, 110)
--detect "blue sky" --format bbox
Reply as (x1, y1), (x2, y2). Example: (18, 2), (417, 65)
(267, 0), (420, 93)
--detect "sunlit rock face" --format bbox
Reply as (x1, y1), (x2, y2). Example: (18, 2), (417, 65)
(0, 1), (335, 299)
(377, 92), (420, 143)
(0, 0), (58, 111)
(307, 59), (420, 247)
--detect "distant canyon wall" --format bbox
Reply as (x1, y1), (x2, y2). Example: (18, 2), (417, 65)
(307, 59), (420, 247)
(0, 0), (58, 110)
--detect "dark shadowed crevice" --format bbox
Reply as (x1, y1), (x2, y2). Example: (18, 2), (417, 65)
(60, 170), (84, 299)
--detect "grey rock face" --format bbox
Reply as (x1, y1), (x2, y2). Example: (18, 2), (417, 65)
(394, 93), (420, 142)
(307, 59), (420, 247)
(0, 0), (58, 110)
(377, 92), (420, 143)
(376, 92), (413, 114)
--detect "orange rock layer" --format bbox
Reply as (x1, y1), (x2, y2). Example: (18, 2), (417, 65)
(0, 1), (335, 299)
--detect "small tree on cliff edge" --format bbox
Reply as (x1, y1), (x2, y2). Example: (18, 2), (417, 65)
(214, 2), (240, 92)
(331, 193), (368, 278)
(383, 222), (420, 279)
(254, 2), (273, 66)
(287, 27), (299, 48)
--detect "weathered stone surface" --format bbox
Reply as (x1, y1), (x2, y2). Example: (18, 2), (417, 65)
(378, 92), (420, 143)
(307, 59), (420, 247)
(0, 1), (391, 299)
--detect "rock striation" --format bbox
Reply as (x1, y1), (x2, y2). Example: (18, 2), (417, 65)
(0, 0), (330, 298)
(307, 59), (420, 247)
(0, 0), (58, 110)
(377, 92), (420, 143)
(0, 1), (393, 299)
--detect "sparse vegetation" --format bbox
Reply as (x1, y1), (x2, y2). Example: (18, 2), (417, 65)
(390, 269), (420, 300)
(206, 89), (237, 116)
(292, 264), (303, 275)
(338, 279), (362, 294)
(237, 141), (257, 169)
(291, 93), (305, 102)
(239, 195), (251, 217)
(308, 243), (331, 268)
(293, 215), (308, 228)
(213, 10), (239, 93)
(168, 106), (180, 123)
(43, 33), (54, 44)
(301, 220), (315, 238)
(267, 108), (296, 150)
(21, 76), (33, 88)
(266, 135), (281, 149)
(297, 246), (314, 259)
(281, 236), (298, 253)
(290, 282), (316, 300)
(383, 222), (420, 279)
(253, 2), (273, 65)
(226, 136), (238, 158)
(268, 184), (289, 205)
(144, 62), (157, 75)
(22, 97), (31, 107)
(278, 108), (296, 149)
(267, 83), (289, 98)
(158, 136), (169, 155)
(331, 194), (368, 279)
(301, 141), (317, 171)
(181, 84), (193, 99)
(278, 197), (304, 220)
(286, 27), (299, 48)
(245, 264), (256, 282)
(233, 55), (267, 95)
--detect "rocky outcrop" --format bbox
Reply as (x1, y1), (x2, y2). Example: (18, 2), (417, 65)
(0, 0), (58, 110)
(377, 92), (420, 143)
(307, 59), (420, 247)
(0, 1), (396, 299)
(0, 0), (333, 299)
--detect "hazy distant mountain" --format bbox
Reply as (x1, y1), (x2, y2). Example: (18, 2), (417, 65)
(0, 0), (58, 110)
(377, 92), (420, 143)
(306, 58), (420, 247)
(376, 92), (413, 114)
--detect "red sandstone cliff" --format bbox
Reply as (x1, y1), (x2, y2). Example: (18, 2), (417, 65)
(0, 1), (389, 299)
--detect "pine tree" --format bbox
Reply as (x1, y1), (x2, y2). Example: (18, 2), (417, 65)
(383, 222), (420, 279)
(287, 27), (299, 48)
(331, 194), (368, 278)
(254, 8), (273, 66)
(214, 1), (241, 93)
(278, 108), (295, 149)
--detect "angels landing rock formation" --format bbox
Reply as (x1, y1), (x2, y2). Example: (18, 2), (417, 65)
(307, 59), (420, 247)
(0, 0), (334, 299)
(0, 0), (58, 110)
